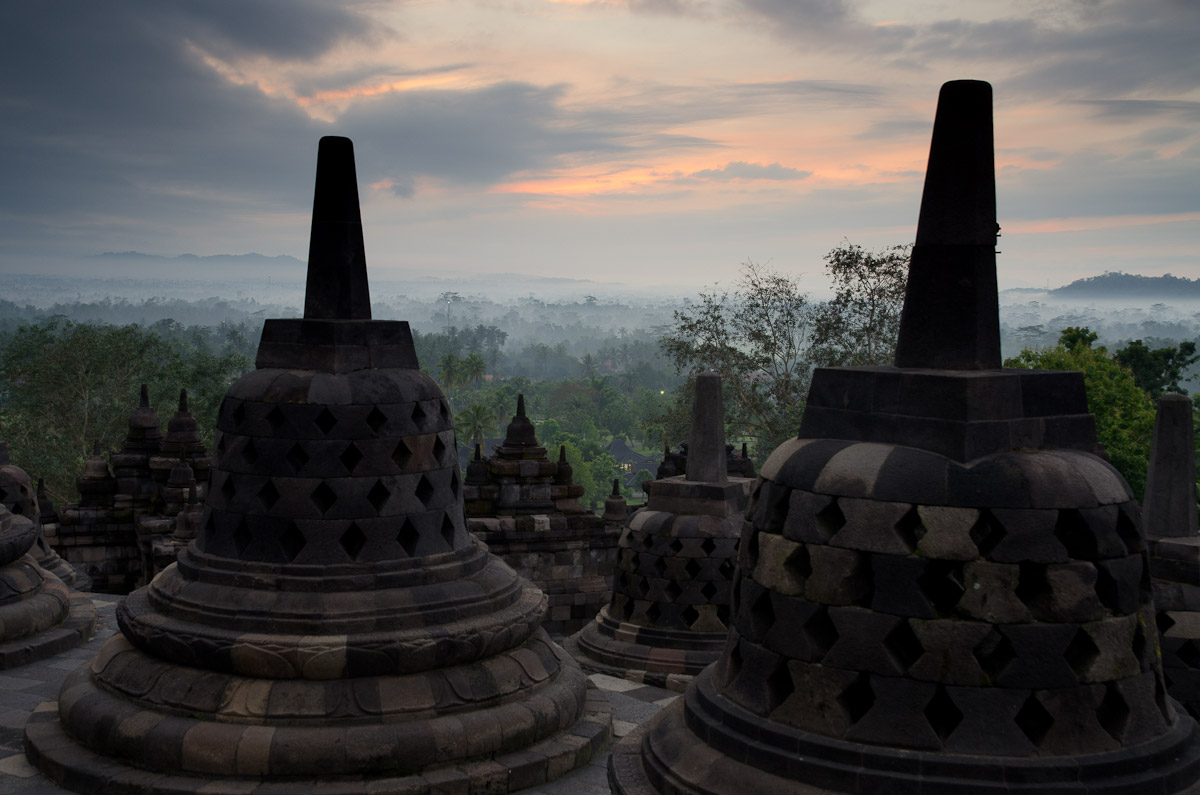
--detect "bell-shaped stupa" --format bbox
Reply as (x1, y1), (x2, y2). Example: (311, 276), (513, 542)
(26, 136), (610, 793)
(567, 373), (751, 691)
(611, 80), (1200, 794)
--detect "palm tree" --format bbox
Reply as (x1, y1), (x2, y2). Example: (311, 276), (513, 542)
(461, 353), (487, 389)
(456, 403), (495, 449)
(438, 354), (460, 391)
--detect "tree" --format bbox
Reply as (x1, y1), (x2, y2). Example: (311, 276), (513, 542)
(659, 260), (812, 459)
(1005, 328), (1155, 499)
(437, 353), (460, 392)
(455, 403), (496, 449)
(0, 319), (249, 502)
(810, 241), (910, 367)
(1114, 339), (1198, 397)
(460, 353), (487, 389)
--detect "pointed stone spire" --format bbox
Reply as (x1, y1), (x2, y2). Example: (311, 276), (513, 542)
(894, 79), (1001, 370)
(303, 136), (371, 320)
(685, 372), (727, 482)
(1144, 393), (1198, 539)
(178, 388), (188, 413)
(0, 441), (8, 466)
(611, 478), (621, 497)
(139, 384), (149, 408)
(502, 393), (538, 448)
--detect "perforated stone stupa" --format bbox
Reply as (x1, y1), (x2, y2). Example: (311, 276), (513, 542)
(611, 80), (1200, 794)
(568, 373), (751, 691)
(464, 395), (619, 635)
(26, 135), (610, 794)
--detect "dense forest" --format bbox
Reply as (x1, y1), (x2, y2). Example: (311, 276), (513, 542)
(3, 257), (1200, 512)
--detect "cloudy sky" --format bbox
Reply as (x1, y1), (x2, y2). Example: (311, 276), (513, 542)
(1, 0), (1197, 293)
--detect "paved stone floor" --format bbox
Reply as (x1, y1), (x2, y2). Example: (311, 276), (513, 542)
(0, 595), (676, 795)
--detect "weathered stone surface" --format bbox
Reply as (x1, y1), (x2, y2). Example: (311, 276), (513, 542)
(26, 136), (610, 794)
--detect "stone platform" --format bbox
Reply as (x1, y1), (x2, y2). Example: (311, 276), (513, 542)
(0, 595), (676, 795)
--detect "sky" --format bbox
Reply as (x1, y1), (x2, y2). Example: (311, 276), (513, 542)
(1, 0), (1197, 295)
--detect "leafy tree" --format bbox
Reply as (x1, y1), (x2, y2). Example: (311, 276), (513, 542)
(1115, 339), (1199, 397)
(810, 241), (910, 367)
(460, 353), (487, 389)
(437, 353), (460, 393)
(1005, 328), (1155, 499)
(0, 319), (249, 502)
(455, 402), (496, 449)
(659, 260), (812, 459)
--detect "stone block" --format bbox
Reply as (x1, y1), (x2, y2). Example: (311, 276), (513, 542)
(805, 546), (872, 606)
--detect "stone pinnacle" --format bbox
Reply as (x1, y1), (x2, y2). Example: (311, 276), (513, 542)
(303, 136), (372, 321)
(686, 372), (727, 482)
(894, 79), (1001, 370)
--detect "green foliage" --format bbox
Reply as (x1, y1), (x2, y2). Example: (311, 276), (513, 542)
(455, 403), (496, 449)
(1115, 339), (1198, 398)
(1005, 331), (1155, 499)
(0, 318), (250, 502)
(659, 260), (812, 460)
(1059, 326), (1099, 350)
(810, 241), (910, 367)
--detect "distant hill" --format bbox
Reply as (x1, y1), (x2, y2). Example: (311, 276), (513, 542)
(1050, 272), (1200, 299)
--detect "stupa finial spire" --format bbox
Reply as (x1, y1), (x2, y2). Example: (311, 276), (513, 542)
(894, 79), (1000, 369)
(303, 136), (371, 321)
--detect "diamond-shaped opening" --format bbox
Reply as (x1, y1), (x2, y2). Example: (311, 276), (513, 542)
(265, 406), (286, 432)
(310, 481), (337, 515)
(439, 400), (451, 423)
(924, 685), (964, 743)
(884, 619), (924, 672)
(641, 532), (655, 550)
(701, 537), (717, 556)
(1015, 562), (1047, 609)
(1094, 564), (1129, 613)
(339, 522), (367, 561)
(397, 517), (420, 556)
(682, 604), (701, 628)
(719, 558), (735, 579)
(339, 443), (364, 473)
(280, 522), (306, 562)
(411, 401), (428, 428)
(233, 519), (252, 555)
(1179, 640), (1200, 669)
(366, 406), (387, 434)
(969, 510), (1007, 556)
(784, 544), (812, 580)
(232, 403), (247, 428)
(665, 580), (683, 602)
(670, 538), (685, 554)
(243, 438), (259, 466)
(258, 479), (280, 511)
(749, 590), (775, 640)
(701, 581), (719, 601)
(1064, 627), (1101, 678)
(803, 606), (839, 661)
(634, 575), (651, 599)
(367, 480), (391, 514)
(816, 499), (847, 537)
(391, 439), (413, 471)
(620, 595), (635, 620)
(441, 513), (457, 548)
(974, 629), (1016, 682)
(1133, 621), (1149, 666)
(756, 483), (790, 532)
(917, 560), (966, 616)
(765, 660), (795, 713)
(716, 603), (731, 628)
(433, 435), (447, 465)
(685, 558), (702, 580)
(286, 443), (310, 474)
(1115, 505), (1144, 554)
(314, 408), (337, 436)
(449, 470), (460, 497)
(721, 638), (745, 688)
(415, 475), (434, 508)
(1014, 694), (1053, 748)
(839, 673), (875, 726)
(894, 506), (925, 551)
(1055, 508), (1097, 558)
(1158, 611), (1178, 636)
(646, 602), (662, 624)
(221, 476), (236, 502)
(742, 531), (760, 572)
(653, 556), (668, 577)
(1097, 684), (1131, 742)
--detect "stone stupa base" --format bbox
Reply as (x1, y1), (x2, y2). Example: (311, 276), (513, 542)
(26, 630), (612, 795)
(0, 558), (96, 670)
(611, 668), (1200, 795)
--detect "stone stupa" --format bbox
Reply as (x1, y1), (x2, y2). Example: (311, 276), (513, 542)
(611, 80), (1200, 794)
(26, 135), (610, 793)
(567, 373), (751, 691)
